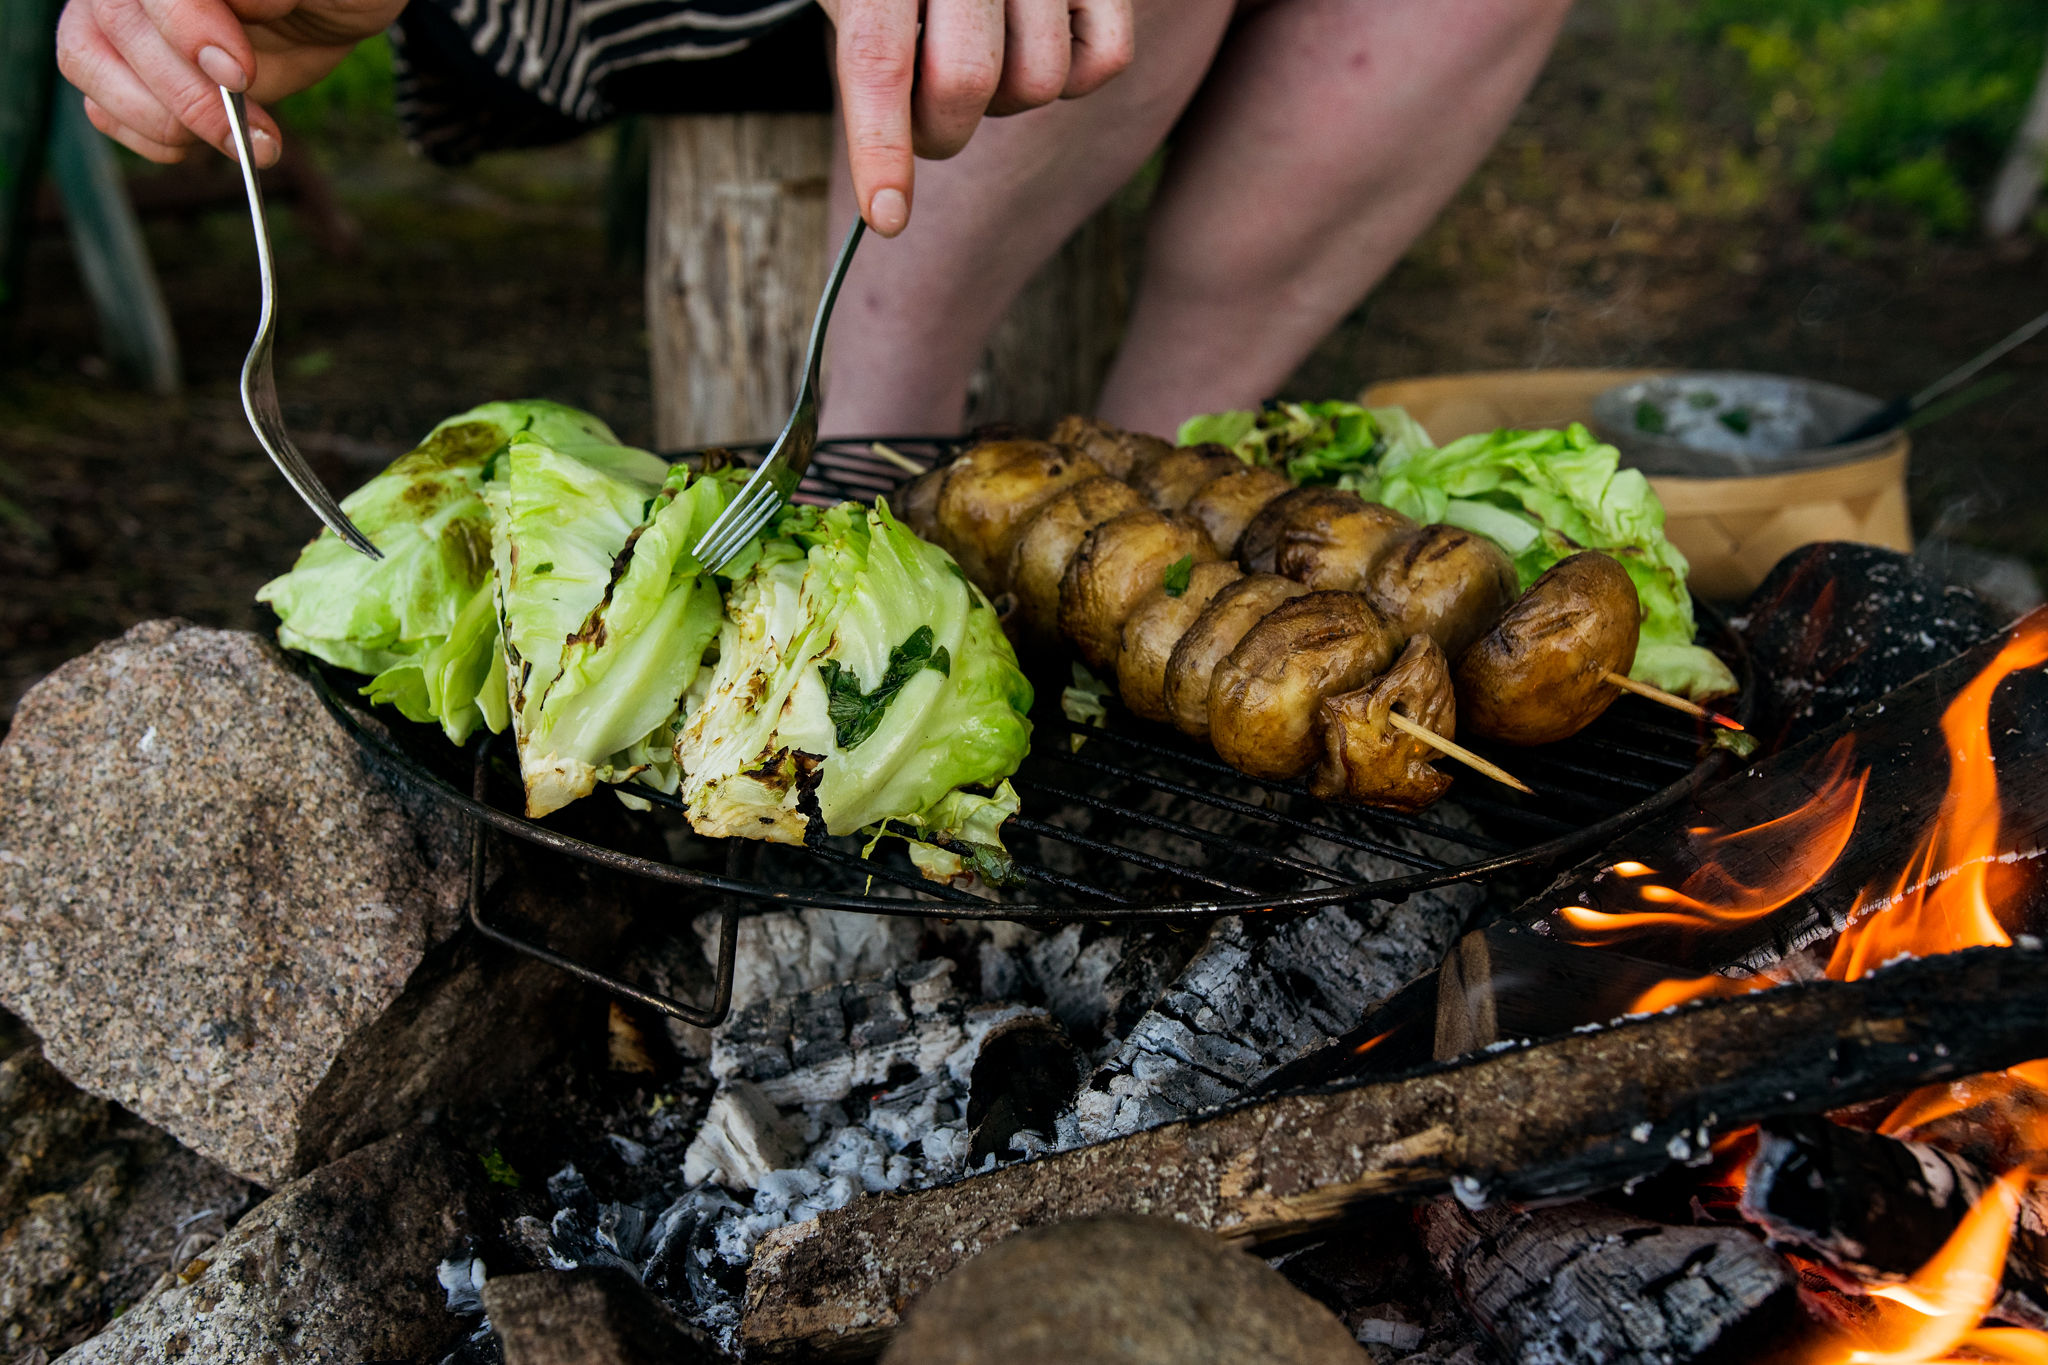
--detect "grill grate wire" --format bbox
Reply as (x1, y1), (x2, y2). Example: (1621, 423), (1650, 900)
(312, 436), (1752, 1025)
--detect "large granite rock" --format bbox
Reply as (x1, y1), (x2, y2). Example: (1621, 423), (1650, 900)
(0, 622), (633, 1185)
(59, 1127), (495, 1364)
(879, 1215), (1366, 1365)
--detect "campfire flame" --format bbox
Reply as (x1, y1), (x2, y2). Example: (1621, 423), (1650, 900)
(1555, 737), (1867, 947)
(1810, 1170), (2038, 1365)
(1824, 623), (2048, 982)
(1546, 616), (2048, 1361)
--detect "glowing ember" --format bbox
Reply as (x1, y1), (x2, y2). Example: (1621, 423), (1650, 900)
(1555, 736), (1867, 946)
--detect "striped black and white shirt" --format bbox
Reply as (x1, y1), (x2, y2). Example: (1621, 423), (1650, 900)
(392, 0), (831, 164)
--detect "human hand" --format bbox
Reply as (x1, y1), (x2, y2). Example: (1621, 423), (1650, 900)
(817, 0), (1135, 237)
(55, 0), (404, 168)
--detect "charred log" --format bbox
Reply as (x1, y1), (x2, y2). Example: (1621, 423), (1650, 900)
(1741, 1117), (2048, 1327)
(1734, 543), (1999, 753)
(1420, 1199), (1799, 1365)
(742, 944), (2048, 1359)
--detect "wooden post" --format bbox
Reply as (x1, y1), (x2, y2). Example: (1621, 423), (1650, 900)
(647, 112), (1135, 448)
(647, 113), (833, 450)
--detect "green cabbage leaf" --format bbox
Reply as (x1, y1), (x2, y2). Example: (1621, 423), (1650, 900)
(1358, 423), (1737, 699)
(674, 500), (1033, 859)
(256, 400), (621, 743)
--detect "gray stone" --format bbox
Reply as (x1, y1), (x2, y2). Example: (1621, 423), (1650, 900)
(58, 1127), (491, 1365)
(485, 1265), (727, 1364)
(879, 1215), (1367, 1365)
(0, 1029), (259, 1359)
(0, 622), (632, 1185)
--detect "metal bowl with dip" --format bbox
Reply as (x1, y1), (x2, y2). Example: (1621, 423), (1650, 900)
(1589, 371), (1898, 477)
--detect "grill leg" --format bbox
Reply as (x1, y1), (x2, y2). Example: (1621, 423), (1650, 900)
(464, 748), (737, 1029)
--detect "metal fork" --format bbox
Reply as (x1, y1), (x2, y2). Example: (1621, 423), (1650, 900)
(220, 87), (380, 559)
(692, 216), (866, 572)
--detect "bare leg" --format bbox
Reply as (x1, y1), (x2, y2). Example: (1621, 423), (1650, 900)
(1095, 0), (1575, 434)
(819, 0), (1238, 436)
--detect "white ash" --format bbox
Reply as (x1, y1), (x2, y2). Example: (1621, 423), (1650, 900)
(682, 1081), (803, 1191)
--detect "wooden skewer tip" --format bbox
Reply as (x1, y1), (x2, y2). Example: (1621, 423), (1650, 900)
(868, 441), (927, 475)
(1602, 670), (1743, 730)
(1387, 711), (1534, 795)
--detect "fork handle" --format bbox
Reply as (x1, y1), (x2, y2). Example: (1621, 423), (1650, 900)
(802, 217), (867, 389)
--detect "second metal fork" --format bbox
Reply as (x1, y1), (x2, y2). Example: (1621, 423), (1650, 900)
(221, 87), (379, 559)
(692, 216), (866, 572)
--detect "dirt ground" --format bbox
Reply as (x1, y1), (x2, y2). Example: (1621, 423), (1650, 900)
(4, 2), (2046, 727)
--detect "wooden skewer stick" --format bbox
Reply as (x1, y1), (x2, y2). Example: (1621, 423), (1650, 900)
(1387, 712), (1534, 794)
(868, 441), (927, 475)
(1602, 671), (1744, 731)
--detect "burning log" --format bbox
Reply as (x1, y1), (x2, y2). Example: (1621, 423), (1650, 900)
(1741, 1117), (2048, 1328)
(1420, 1199), (1799, 1364)
(742, 944), (2048, 1359)
(1533, 606), (2048, 973)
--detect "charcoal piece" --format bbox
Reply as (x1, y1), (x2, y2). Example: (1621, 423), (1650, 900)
(1421, 1199), (1798, 1365)
(1741, 1117), (2048, 1326)
(484, 1265), (728, 1364)
(742, 944), (2048, 1359)
(1734, 542), (1999, 751)
(641, 1186), (749, 1316)
(877, 1216), (1366, 1365)
(1068, 819), (1483, 1144)
(967, 1018), (1079, 1165)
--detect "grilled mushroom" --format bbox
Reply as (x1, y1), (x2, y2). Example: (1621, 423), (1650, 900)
(1161, 573), (1311, 742)
(1239, 487), (1416, 590)
(1129, 444), (1245, 515)
(1455, 551), (1642, 747)
(1364, 524), (1520, 661)
(896, 464), (948, 542)
(933, 439), (1105, 591)
(1049, 414), (1174, 482)
(1115, 561), (1244, 722)
(1183, 465), (1292, 559)
(1208, 592), (1400, 780)
(1310, 634), (1456, 811)
(1007, 476), (1145, 648)
(1059, 509), (1219, 675)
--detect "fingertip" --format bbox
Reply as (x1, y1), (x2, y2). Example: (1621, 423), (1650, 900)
(196, 44), (247, 93)
(867, 187), (909, 236)
(249, 125), (281, 169)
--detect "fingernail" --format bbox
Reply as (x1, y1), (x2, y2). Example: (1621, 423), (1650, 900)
(250, 126), (279, 168)
(868, 188), (909, 236)
(197, 45), (247, 92)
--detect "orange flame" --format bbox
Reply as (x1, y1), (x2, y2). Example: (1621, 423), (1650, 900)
(1556, 737), (1867, 945)
(1824, 621), (2048, 982)
(1806, 1170), (2044, 1365)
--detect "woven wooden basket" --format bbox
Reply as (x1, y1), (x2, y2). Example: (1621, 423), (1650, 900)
(1359, 369), (1912, 601)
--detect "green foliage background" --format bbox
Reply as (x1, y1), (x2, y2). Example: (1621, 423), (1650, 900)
(1685, 0), (2048, 234)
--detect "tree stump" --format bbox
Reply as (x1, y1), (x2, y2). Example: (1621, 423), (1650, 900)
(647, 114), (1133, 448)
